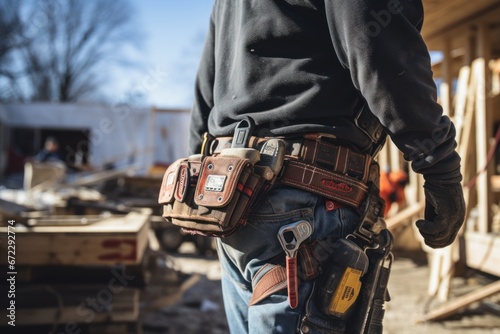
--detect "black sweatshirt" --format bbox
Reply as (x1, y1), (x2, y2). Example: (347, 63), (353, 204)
(189, 0), (460, 175)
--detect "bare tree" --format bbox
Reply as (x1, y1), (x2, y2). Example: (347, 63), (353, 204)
(8, 0), (139, 102)
(0, 0), (26, 100)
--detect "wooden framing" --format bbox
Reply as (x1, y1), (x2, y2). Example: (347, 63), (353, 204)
(407, 0), (500, 319)
(376, 0), (500, 313)
(422, 0), (500, 49)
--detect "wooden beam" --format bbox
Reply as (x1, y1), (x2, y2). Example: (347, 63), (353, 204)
(386, 202), (424, 229)
(474, 23), (493, 234)
(459, 61), (478, 225)
(453, 65), (471, 144)
(377, 142), (389, 172)
(422, 1), (500, 48)
(463, 32), (475, 66)
(492, 59), (500, 95)
(63, 167), (137, 188)
(389, 140), (400, 172)
(416, 280), (500, 322)
(427, 245), (456, 301)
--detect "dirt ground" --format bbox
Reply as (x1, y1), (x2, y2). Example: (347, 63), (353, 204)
(141, 243), (500, 334)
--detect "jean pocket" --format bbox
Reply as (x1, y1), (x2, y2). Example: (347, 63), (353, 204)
(219, 206), (315, 281)
(337, 206), (361, 238)
(248, 207), (314, 226)
(251, 185), (320, 216)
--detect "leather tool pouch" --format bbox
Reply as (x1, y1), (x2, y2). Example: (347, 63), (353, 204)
(158, 154), (267, 237)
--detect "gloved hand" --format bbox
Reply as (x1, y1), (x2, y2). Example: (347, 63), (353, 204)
(416, 169), (466, 248)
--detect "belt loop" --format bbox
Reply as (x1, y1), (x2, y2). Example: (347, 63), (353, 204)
(334, 145), (349, 175)
(302, 133), (321, 165)
(248, 136), (259, 149)
(312, 137), (320, 166)
(301, 164), (315, 185)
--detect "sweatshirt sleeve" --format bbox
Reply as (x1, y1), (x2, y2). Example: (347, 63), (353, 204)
(188, 8), (216, 155)
(324, 0), (460, 175)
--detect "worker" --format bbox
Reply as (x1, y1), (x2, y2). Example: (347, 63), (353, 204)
(380, 167), (409, 216)
(188, 1), (466, 333)
(34, 136), (64, 163)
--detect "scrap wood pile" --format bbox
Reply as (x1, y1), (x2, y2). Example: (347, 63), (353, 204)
(0, 167), (193, 334)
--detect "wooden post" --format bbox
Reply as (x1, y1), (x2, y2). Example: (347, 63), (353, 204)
(453, 66), (470, 144)
(491, 59), (500, 96)
(427, 246), (456, 302)
(406, 167), (419, 204)
(463, 30), (475, 67)
(377, 142), (389, 172)
(474, 23), (493, 234)
(389, 140), (400, 172)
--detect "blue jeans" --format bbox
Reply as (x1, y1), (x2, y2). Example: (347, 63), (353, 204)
(217, 185), (360, 334)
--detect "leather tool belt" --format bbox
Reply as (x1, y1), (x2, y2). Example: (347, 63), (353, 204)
(158, 129), (381, 237)
(211, 134), (378, 208)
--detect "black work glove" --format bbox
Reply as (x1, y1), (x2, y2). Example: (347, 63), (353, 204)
(416, 169), (466, 248)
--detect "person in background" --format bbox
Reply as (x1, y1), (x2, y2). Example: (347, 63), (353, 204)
(380, 167), (410, 215)
(34, 136), (64, 163)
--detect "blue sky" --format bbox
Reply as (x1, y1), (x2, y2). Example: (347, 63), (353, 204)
(111, 0), (214, 109)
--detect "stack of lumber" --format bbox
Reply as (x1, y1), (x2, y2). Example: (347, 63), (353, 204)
(14, 285), (140, 328)
(0, 211), (150, 266)
(0, 210), (152, 333)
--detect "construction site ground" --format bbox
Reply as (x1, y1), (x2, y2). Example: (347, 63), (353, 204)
(141, 243), (500, 334)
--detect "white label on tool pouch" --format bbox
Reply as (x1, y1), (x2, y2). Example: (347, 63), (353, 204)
(261, 142), (277, 156)
(205, 175), (226, 192)
(167, 172), (175, 185)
